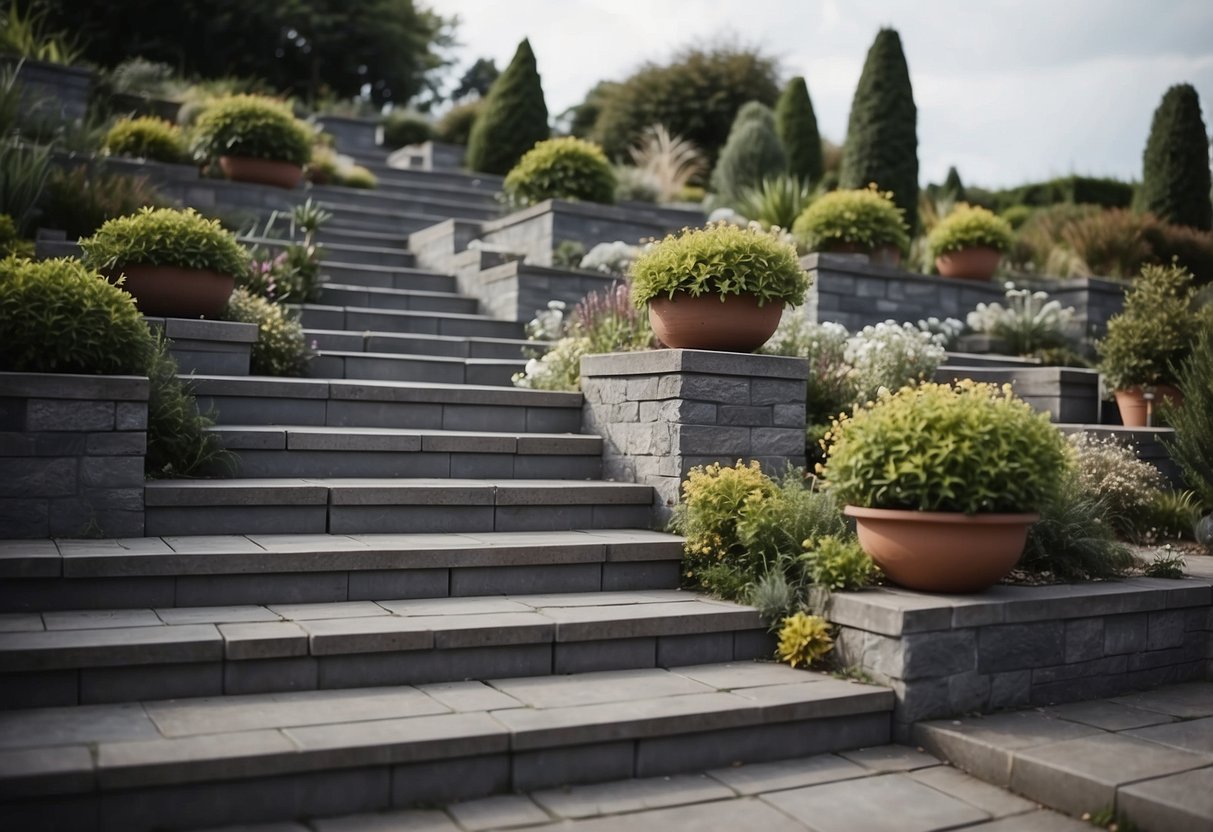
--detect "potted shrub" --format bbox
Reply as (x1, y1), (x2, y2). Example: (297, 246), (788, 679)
(927, 204), (1014, 280)
(502, 137), (617, 207)
(103, 116), (188, 164)
(1098, 262), (1201, 427)
(821, 381), (1069, 592)
(79, 207), (250, 317)
(791, 186), (910, 267)
(190, 95), (314, 189)
(630, 222), (809, 352)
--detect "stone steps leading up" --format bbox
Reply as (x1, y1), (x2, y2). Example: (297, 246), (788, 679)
(0, 530), (684, 613)
(308, 182), (500, 219)
(189, 377), (580, 432)
(297, 303), (524, 339)
(316, 262), (456, 293)
(0, 665), (893, 831)
(142, 478), (654, 537)
(206, 425), (602, 479)
(239, 237), (415, 270)
(315, 284), (478, 316)
(0, 591), (773, 709)
(308, 350), (522, 387)
(304, 329), (537, 360)
(314, 226), (411, 250)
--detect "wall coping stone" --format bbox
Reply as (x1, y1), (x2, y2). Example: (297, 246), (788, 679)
(145, 317), (258, 344)
(0, 371), (148, 400)
(582, 350), (809, 380)
(482, 199), (703, 234)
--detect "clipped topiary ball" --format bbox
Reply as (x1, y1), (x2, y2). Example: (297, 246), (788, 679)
(926, 204), (1014, 260)
(0, 256), (153, 375)
(190, 95), (314, 166)
(79, 207), (251, 277)
(104, 116), (188, 164)
(792, 187), (910, 255)
(503, 136), (616, 207)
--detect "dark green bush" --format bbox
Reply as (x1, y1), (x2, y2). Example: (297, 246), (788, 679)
(1019, 472), (1135, 580)
(144, 331), (229, 478)
(466, 39), (549, 175)
(711, 103), (787, 207)
(103, 116), (187, 163)
(190, 95), (313, 166)
(1140, 83), (1212, 230)
(436, 99), (483, 145)
(37, 166), (169, 241)
(80, 207), (251, 277)
(776, 76), (823, 186)
(1163, 328), (1213, 510)
(381, 110), (434, 149)
(0, 256), (152, 375)
(502, 137), (615, 207)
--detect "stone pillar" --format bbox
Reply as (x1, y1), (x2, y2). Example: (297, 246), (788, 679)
(581, 350), (809, 524)
(0, 372), (148, 538)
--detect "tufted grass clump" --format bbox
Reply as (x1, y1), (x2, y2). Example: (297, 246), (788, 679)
(792, 186), (910, 255)
(79, 207), (251, 277)
(103, 116), (187, 164)
(503, 137), (616, 207)
(190, 95), (313, 166)
(926, 203), (1014, 259)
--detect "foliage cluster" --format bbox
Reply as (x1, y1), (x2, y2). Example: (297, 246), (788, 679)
(966, 283), (1076, 356)
(624, 123), (706, 204)
(1162, 328), (1213, 512)
(792, 187), (910, 256)
(734, 176), (814, 231)
(502, 136), (616, 207)
(1139, 83), (1212, 231)
(190, 95), (314, 166)
(36, 166), (169, 241)
(80, 207), (251, 277)
(926, 204), (1014, 259)
(224, 288), (310, 377)
(380, 110), (433, 149)
(711, 102), (786, 207)
(776, 76), (823, 186)
(103, 116), (187, 164)
(466, 39), (548, 175)
(1097, 263), (1202, 389)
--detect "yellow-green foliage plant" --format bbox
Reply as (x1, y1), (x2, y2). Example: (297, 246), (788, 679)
(103, 116), (187, 164)
(792, 186), (910, 255)
(79, 207), (250, 278)
(926, 204), (1014, 260)
(224, 288), (310, 377)
(341, 165), (378, 189)
(503, 136), (616, 207)
(776, 612), (833, 668)
(190, 95), (313, 166)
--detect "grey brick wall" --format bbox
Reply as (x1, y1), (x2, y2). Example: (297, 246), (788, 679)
(0, 372), (149, 538)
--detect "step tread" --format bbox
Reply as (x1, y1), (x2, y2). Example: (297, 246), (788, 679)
(188, 375), (581, 407)
(210, 425), (601, 453)
(0, 664), (892, 793)
(314, 350), (522, 366)
(297, 302), (510, 324)
(319, 283), (466, 300)
(303, 328), (538, 349)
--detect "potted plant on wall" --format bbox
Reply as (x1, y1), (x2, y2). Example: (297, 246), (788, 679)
(791, 186), (910, 267)
(190, 95), (314, 189)
(926, 204), (1014, 280)
(630, 222), (810, 352)
(821, 380), (1068, 592)
(1097, 262), (1200, 427)
(79, 207), (251, 318)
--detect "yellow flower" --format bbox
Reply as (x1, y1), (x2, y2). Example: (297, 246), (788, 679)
(775, 612), (834, 668)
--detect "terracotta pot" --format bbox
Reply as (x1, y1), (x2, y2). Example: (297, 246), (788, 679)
(844, 505), (1039, 593)
(935, 246), (1002, 280)
(115, 264), (236, 318)
(824, 241), (903, 268)
(1113, 385), (1183, 427)
(648, 293), (783, 352)
(218, 155), (304, 189)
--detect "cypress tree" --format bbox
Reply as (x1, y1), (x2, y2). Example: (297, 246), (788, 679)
(466, 39), (549, 175)
(839, 28), (919, 230)
(776, 76), (823, 185)
(942, 166), (966, 203)
(710, 103), (787, 207)
(1140, 84), (1212, 230)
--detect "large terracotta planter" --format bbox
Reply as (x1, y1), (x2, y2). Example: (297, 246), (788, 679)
(648, 293), (783, 352)
(218, 155), (303, 189)
(115, 264), (236, 318)
(844, 505), (1039, 593)
(935, 246), (1002, 280)
(1114, 385), (1182, 427)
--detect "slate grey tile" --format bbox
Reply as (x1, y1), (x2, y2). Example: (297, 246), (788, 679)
(534, 795), (807, 831)
(1044, 699), (1178, 731)
(1112, 681), (1213, 718)
(96, 729), (297, 788)
(392, 754), (511, 809)
(0, 624), (222, 672)
(0, 744), (94, 798)
(0, 613), (43, 633)
(219, 622), (309, 660)
(908, 765), (1037, 818)
(958, 810), (1094, 831)
(511, 742), (636, 793)
(1123, 716), (1213, 756)
(416, 681), (522, 713)
(377, 597), (532, 616)
(157, 606), (282, 626)
(285, 711), (508, 767)
(301, 617), (432, 655)
(267, 601), (387, 621)
(446, 794), (550, 831)
(81, 662), (223, 705)
(488, 667), (713, 710)
(839, 744), (941, 772)
(1118, 766), (1213, 832)
(670, 661), (814, 691)
(0, 701), (158, 750)
(706, 753), (867, 796)
(532, 773), (733, 819)
(312, 808), (460, 832)
(42, 609), (163, 630)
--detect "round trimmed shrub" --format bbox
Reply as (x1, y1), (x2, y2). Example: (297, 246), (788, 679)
(190, 95), (313, 166)
(381, 111), (434, 149)
(926, 204), (1014, 260)
(503, 137), (616, 207)
(0, 256), (152, 375)
(792, 187), (910, 255)
(224, 288), (309, 377)
(79, 207), (251, 277)
(104, 116), (188, 164)
(341, 165), (378, 189)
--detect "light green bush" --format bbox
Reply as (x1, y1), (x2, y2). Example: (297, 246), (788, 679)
(224, 288), (310, 377)
(79, 207), (250, 277)
(190, 95), (313, 166)
(926, 204), (1014, 259)
(503, 137), (616, 207)
(103, 116), (187, 163)
(792, 187), (910, 255)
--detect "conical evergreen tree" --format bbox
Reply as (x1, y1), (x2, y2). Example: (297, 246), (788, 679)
(710, 102), (787, 207)
(1140, 84), (1212, 230)
(839, 28), (919, 230)
(942, 166), (966, 203)
(776, 76), (823, 185)
(466, 39), (549, 175)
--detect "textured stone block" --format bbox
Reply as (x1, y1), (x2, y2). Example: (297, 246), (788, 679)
(84, 432), (146, 456)
(977, 622), (1065, 672)
(1104, 612), (1148, 655)
(26, 399), (113, 431)
(1063, 618), (1104, 663)
(114, 403), (147, 431)
(0, 458), (76, 498)
(512, 742), (635, 792)
(1148, 610), (1186, 650)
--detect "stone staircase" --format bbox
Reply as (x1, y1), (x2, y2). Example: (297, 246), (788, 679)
(0, 155), (894, 830)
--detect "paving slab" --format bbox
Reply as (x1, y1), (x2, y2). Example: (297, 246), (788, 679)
(417, 681), (523, 713)
(1118, 765), (1213, 832)
(312, 809), (460, 832)
(446, 794), (551, 830)
(42, 608), (163, 630)
(908, 765), (1038, 819)
(0, 701), (159, 749)
(839, 744), (942, 772)
(488, 668), (714, 710)
(1111, 681), (1213, 718)
(0, 613), (44, 632)
(531, 773), (733, 819)
(705, 753), (868, 796)
(96, 728), (298, 788)
(520, 797), (807, 832)
(1042, 699), (1178, 731)
(1122, 715), (1213, 756)
(959, 810), (1092, 831)
(670, 661), (814, 690)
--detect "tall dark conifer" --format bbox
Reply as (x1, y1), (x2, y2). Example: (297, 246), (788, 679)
(1140, 84), (1212, 230)
(776, 76), (823, 185)
(466, 39), (549, 175)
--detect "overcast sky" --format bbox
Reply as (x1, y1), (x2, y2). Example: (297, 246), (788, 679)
(425, 0), (1213, 189)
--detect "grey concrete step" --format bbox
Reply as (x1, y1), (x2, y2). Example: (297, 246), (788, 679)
(189, 376), (582, 432)
(934, 365), (1100, 423)
(0, 664), (892, 831)
(318, 262), (455, 293)
(308, 182), (500, 221)
(207, 425), (601, 479)
(308, 350), (522, 387)
(297, 303), (524, 339)
(304, 329), (538, 360)
(239, 237), (416, 269)
(0, 530), (684, 612)
(0, 592), (774, 707)
(315, 284), (477, 315)
(341, 153), (505, 191)
(142, 478), (655, 537)
(314, 226), (410, 250)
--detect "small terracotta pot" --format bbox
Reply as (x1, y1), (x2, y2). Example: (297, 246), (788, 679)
(115, 264), (236, 318)
(1114, 385), (1183, 427)
(218, 155), (304, 189)
(648, 293), (783, 352)
(935, 246), (1002, 280)
(844, 505), (1039, 593)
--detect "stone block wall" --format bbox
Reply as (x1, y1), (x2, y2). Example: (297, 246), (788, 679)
(934, 365), (1101, 424)
(581, 350), (808, 523)
(313, 115), (380, 153)
(469, 261), (622, 323)
(145, 318), (258, 376)
(0, 372), (149, 538)
(10, 58), (92, 126)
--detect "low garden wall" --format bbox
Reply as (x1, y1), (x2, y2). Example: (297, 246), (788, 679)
(145, 317), (258, 376)
(827, 578), (1213, 740)
(8, 58), (92, 127)
(313, 115), (380, 153)
(0, 372), (148, 538)
(581, 350), (808, 523)
(467, 260), (621, 323)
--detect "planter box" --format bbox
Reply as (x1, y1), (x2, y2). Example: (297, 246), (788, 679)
(313, 115), (380, 153)
(0, 372), (148, 538)
(146, 317), (258, 376)
(6, 58), (93, 127)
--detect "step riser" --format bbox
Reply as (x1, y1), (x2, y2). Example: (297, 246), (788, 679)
(321, 266), (455, 293)
(316, 287), (478, 315)
(315, 229), (410, 250)
(0, 711), (888, 832)
(305, 331), (531, 360)
(299, 307), (523, 339)
(324, 212), (444, 236)
(216, 450), (602, 480)
(308, 354), (519, 387)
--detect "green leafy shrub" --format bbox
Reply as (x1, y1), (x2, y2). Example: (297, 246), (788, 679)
(190, 95), (313, 166)
(630, 222), (808, 308)
(306, 144), (340, 184)
(36, 166), (168, 241)
(1162, 327), (1213, 509)
(466, 38), (549, 175)
(822, 381), (1069, 514)
(926, 204), (1013, 259)
(502, 137), (616, 207)
(0, 138), (53, 235)
(381, 110), (433, 149)
(792, 187), (910, 255)
(801, 535), (879, 591)
(1019, 471), (1135, 580)
(1143, 551), (1186, 579)
(144, 331), (229, 478)
(1137, 490), (1201, 543)
(1001, 205), (1033, 230)
(776, 76), (823, 186)
(341, 165), (377, 189)
(436, 99), (483, 145)
(711, 103), (787, 207)
(734, 176), (814, 230)
(736, 470), (848, 567)
(224, 288), (309, 377)
(103, 116), (187, 163)
(0, 256), (152, 375)
(0, 213), (32, 257)
(1067, 432), (1164, 538)
(1097, 262), (1200, 389)
(80, 207), (251, 277)
(1139, 83), (1212, 231)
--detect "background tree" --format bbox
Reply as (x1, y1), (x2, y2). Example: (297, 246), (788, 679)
(941, 166), (966, 203)
(451, 57), (498, 101)
(776, 76), (822, 185)
(587, 44), (780, 165)
(711, 102), (787, 206)
(839, 28), (919, 230)
(465, 38), (549, 175)
(1140, 83), (1212, 231)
